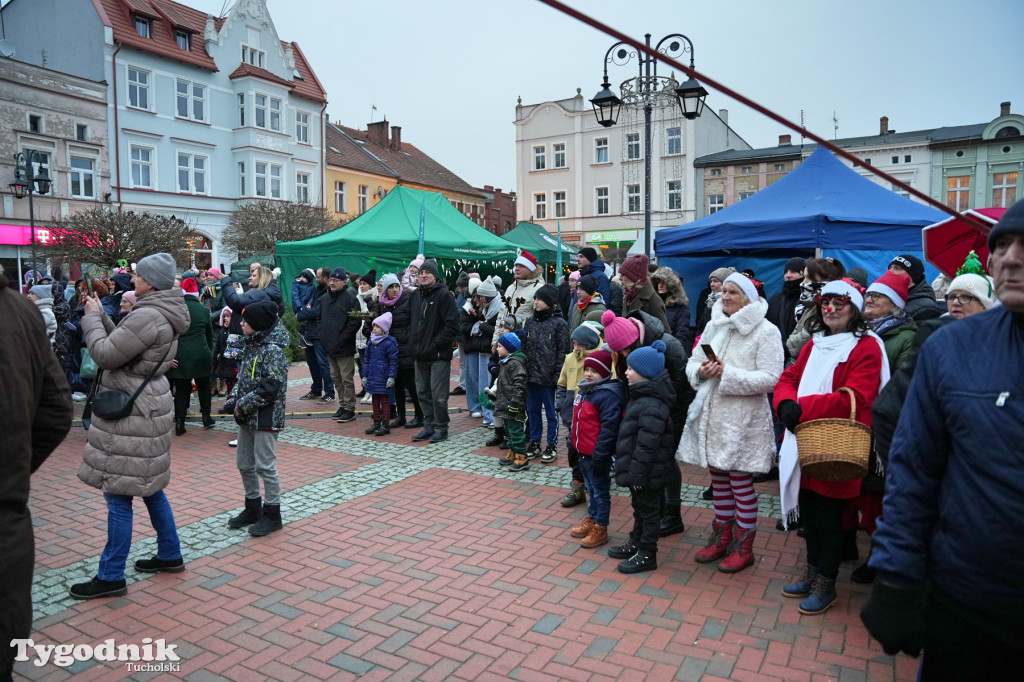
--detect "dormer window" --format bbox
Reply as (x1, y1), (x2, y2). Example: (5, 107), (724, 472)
(134, 15), (150, 38)
(242, 45), (265, 68)
(176, 30), (190, 50)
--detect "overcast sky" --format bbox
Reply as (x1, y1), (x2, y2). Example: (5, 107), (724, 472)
(194, 0), (1020, 192)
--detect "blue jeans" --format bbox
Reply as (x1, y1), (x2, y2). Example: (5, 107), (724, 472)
(314, 339), (334, 397)
(580, 457), (611, 526)
(97, 491), (182, 581)
(526, 383), (558, 445)
(465, 352), (493, 422)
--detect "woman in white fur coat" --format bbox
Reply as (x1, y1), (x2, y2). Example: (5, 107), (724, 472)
(677, 273), (783, 573)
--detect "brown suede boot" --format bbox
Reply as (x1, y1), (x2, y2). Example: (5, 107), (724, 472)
(570, 516), (595, 538)
(498, 449), (516, 467)
(510, 452), (530, 472)
(580, 525), (608, 548)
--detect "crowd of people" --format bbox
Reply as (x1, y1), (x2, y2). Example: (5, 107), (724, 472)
(3, 200), (1022, 681)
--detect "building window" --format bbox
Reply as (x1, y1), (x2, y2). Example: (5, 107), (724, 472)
(255, 162), (281, 199)
(134, 16), (150, 38)
(533, 145), (546, 171)
(891, 183), (910, 199)
(242, 45), (265, 68)
(738, 191), (755, 201)
(177, 152), (207, 194)
(553, 143), (566, 169)
(28, 113), (43, 133)
(595, 138), (608, 164)
(238, 94), (245, 127)
(175, 30), (190, 50)
(176, 80), (206, 122)
(626, 133), (641, 160)
(710, 168), (722, 176)
(667, 180), (682, 210)
(127, 67), (150, 110)
(946, 175), (970, 211)
(626, 184), (641, 213)
(741, 166), (752, 174)
(296, 172), (310, 204)
(69, 157), (95, 199)
(76, 123), (88, 141)
(666, 128), (681, 156)
(993, 172), (1018, 207)
(864, 158), (871, 166)
(708, 194), (724, 214)
(130, 145), (152, 188)
(774, 163), (785, 171)
(554, 191), (566, 218)
(534, 193), (547, 220)
(334, 181), (347, 213)
(296, 111), (310, 144)
(254, 94), (282, 131)
(358, 185), (369, 213)
(595, 186), (609, 215)
(904, 155), (912, 163)
(891, 156), (899, 164)
(239, 162), (246, 196)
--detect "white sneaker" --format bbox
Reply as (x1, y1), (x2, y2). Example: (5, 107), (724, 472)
(228, 439), (237, 447)
(71, 392), (88, 402)
(470, 411), (483, 418)
(360, 393), (372, 403)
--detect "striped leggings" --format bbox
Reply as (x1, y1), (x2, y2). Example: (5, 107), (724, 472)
(710, 468), (758, 529)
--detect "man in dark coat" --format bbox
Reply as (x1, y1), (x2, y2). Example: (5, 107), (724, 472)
(319, 268), (362, 422)
(766, 257), (805, 362)
(294, 267), (335, 403)
(0, 263), (73, 679)
(574, 247), (611, 306)
(408, 259), (459, 443)
(888, 254), (942, 322)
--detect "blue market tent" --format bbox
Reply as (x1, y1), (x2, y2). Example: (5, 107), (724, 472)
(654, 147), (946, 321)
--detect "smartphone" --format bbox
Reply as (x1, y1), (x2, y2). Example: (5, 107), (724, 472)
(701, 344), (718, 362)
(85, 277), (94, 295)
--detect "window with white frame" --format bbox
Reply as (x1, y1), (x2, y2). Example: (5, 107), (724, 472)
(25, 150), (49, 178)
(554, 191), (566, 218)
(595, 186), (609, 215)
(553, 143), (566, 169)
(334, 181), (347, 213)
(176, 79), (206, 121)
(177, 152), (207, 194)
(175, 30), (190, 50)
(134, 15), (150, 38)
(296, 111), (310, 144)
(666, 128), (681, 155)
(891, 156), (899, 164)
(708, 194), (724, 214)
(626, 184), (641, 213)
(626, 133), (641, 161)
(992, 172), (1018, 207)
(238, 93), (245, 127)
(774, 163), (786, 171)
(127, 67), (150, 110)
(242, 45), (265, 68)
(946, 175), (970, 211)
(270, 164), (281, 198)
(238, 161), (246, 196)
(358, 185), (369, 213)
(533, 145), (546, 171)
(69, 157), (95, 199)
(595, 138), (608, 164)
(904, 155), (912, 163)
(710, 168), (722, 176)
(296, 172), (311, 203)
(534, 193), (547, 220)
(254, 94), (282, 132)
(891, 183), (910, 199)
(254, 161), (282, 198)
(738, 191), (755, 201)
(741, 166), (752, 174)
(667, 180), (682, 210)
(130, 145), (153, 188)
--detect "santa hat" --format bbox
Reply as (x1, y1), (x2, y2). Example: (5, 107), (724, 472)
(821, 279), (865, 311)
(181, 277), (199, 296)
(866, 271), (911, 310)
(514, 250), (539, 272)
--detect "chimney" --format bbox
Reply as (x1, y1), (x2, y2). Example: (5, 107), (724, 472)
(779, 134), (792, 146)
(390, 125), (402, 151)
(719, 108), (728, 125)
(1001, 101), (1011, 116)
(367, 120), (388, 147)
(880, 116), (889, 135)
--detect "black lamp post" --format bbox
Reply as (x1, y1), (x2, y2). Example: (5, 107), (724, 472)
(590, 33), (707, 258)
(9, 150), (51, 283)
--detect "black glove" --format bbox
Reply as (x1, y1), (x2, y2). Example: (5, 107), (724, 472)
(860, 580), (926, 657)
(220, 397), (237, 415)
(777, 400), (803, 432)
(590, 459), (609, 477)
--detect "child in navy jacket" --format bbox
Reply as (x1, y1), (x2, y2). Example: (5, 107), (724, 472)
(360, 312), (399, 436)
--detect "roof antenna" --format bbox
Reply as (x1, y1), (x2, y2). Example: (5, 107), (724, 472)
(800, 109), (806, 149)
(833, 111), (839, 140)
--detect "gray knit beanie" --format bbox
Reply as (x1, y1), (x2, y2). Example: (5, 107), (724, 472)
(136, 253), (177, 291)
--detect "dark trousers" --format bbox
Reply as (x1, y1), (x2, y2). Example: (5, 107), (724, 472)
(799, 488), (846, 579)
(661, 461), (682, 510)
(394, 366), (422, 420)
(415, 359), (451, 430)
(526, 383), (558, 445)
(628, 485), (664, 554)
(172, 377), (211, 420)
(567, 443), (584, 483)
(371, 394), (390, 422)
(304, 341), (334, 397)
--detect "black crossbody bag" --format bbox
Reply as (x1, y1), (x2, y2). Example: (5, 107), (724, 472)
(82, 344), (172, 429)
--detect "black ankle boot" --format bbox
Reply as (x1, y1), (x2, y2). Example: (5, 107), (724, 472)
(175, 418), (186, 436)
(202, 412), (215, 429)
(389, 412), (406, 428)
(365, 420), (380, 435)
(374, 421), (390, 436)
(485, 427), (505, 447)
(249, 503), (283, 536)
(228, 497), (262, 528)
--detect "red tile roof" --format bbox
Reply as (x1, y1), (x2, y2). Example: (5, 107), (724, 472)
(326, 125), (398, 178)
(286, 42), (327, 105)
(228, 63), (294, 90)
(329, 123), (483, 198)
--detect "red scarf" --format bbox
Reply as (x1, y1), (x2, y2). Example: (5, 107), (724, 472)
(577, 293), (593, 311)
(624, 277), (647, 305)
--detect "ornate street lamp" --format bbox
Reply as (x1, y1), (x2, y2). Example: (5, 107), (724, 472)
(9, 150), (51, 282)
(592, 33), (707, 258)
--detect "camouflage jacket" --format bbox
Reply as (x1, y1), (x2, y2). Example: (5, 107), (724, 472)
(229, 323), (289, 431)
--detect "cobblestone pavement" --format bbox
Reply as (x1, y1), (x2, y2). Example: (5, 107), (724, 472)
(17, 361), (915, 681)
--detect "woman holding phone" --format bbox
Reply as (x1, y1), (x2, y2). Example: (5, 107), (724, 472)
(677, 273), (784, 573)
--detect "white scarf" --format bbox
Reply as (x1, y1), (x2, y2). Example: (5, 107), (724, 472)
(778, 330), (890, 526)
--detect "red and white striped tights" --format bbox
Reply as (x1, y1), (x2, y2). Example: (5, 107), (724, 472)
(710, 468), (758, 529)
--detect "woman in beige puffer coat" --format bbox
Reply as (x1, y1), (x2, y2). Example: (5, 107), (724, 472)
(71, 253), (191, 600)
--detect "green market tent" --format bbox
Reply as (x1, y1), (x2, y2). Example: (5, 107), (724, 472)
(502, 221), (578, 265)
(276, 185), (518, 283)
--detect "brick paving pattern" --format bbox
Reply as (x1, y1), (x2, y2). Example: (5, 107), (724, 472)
(16, 361), (915, 680)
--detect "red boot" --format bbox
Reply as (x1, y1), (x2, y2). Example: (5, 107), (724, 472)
(718, 526), (756, 573)
(695, 519), (734, 563)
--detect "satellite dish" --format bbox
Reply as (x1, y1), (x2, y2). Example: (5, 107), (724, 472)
(0, 40), (15, 58)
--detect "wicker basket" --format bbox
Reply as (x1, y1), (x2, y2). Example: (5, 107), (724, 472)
(794, 387), (871, 482)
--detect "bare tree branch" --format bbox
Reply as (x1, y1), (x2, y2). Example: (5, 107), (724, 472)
(223, 200), (342, 260)
(45, 208), (195, 268)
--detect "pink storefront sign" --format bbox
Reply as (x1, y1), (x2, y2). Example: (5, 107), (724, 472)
(0, 223), (54, 246)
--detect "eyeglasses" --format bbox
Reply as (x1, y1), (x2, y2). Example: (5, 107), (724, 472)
(947, 293), (978, 305)
(864, 292), (886, 301)
(815, 294), (851, 310)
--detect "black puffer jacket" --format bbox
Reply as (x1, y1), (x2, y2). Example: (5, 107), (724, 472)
(493, 350), (528, 419)
(220, 277), (284, 336)
(766, 279), (802, 361)
(628, 310), (694, 444)
(524, 308), (569, 386)
(320, 287), (362, 357)
(614, 369), (677, 488)
(905, 280), (944, 322)
(408, 279), (459, 362)
(459, 301), (498, 355)
(370, 293), (414, 369)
